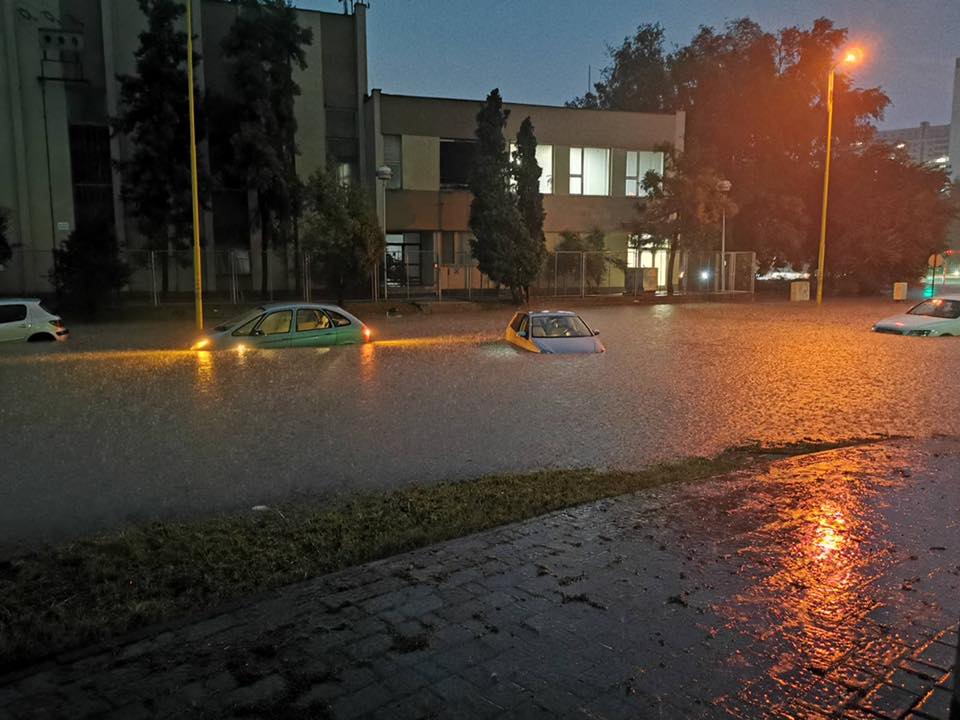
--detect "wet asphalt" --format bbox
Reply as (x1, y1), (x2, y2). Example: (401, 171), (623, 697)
(2, 298), (959, 553)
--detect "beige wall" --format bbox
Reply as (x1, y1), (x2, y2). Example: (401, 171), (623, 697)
(401, 136), (439, 191)
(386, 189), (644, 237)
(380, 94), (683, 151)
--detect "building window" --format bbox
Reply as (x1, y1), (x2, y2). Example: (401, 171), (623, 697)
(569, 147), (609, 196)
(626, 151), (665, 197)
(508, 142), (553, 194)
(383, 135), (402, 189)
(69, 124), (114, 232)
(336, 161), (356, 186)
(441, 231), (455, 265)
(440, 139), (475, 189)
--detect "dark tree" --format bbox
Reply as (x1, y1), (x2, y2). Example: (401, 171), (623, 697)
(555, 229), (608, 288)
(50, 221), (130, 317)
(302, 166), (384, 306)
(0, 208), (11, 267)
(568, 23), (672, 112)
(512, 117), (547, 302)
(222, 0), (312, 298)
(637, 147), (737, 294)
(825, 146), (956, 293)
(112, 0), (202, 294)
(468, 89), (530, 304)
(572, 16), (953, 283)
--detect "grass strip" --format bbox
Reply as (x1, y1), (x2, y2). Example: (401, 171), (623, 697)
(0, 437), (882, 672)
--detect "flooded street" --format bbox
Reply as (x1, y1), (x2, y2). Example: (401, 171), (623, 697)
(2, 298), (960, 551)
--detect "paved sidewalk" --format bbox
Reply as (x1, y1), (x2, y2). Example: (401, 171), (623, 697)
(2, 438), (958, 719)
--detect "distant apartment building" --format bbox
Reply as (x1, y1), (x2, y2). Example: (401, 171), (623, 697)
(875, 122), (950, 167)
(364, 91), (686, 292)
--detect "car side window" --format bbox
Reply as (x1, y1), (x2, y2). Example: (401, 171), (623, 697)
(326, 310), (351, 328)
(297, 309), (331, 332)
(0, 304), (27, 323)
(258, 310), (292, 335)
(509, 313), (524, 332)
(232, 315), (262, 337)
(517, 315), (529, 337)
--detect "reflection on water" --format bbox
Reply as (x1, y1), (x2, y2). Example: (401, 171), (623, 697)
(194, 351), (213, 395)
(712, 446), (906, 710)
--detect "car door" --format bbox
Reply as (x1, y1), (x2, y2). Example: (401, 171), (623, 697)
(252, 309), (294, 348)
(291, 308), (338, 347)
(0, 303), (29, 343)
(325, 309), (361, 344)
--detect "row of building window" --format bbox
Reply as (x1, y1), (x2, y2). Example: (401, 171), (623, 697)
(382, 135), (663, 197)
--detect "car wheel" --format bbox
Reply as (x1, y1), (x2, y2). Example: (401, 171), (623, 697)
(27, 333), (55, 342)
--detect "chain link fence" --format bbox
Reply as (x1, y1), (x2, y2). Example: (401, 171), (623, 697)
(0, 247), (756, 304)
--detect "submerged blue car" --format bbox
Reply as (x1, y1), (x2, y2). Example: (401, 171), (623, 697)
(505, 310), (605, 354)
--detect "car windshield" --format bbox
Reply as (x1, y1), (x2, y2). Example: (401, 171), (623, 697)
(530, 315), (593, 338)
(214, 307), (266, 331)
(906, 299), (960, 319)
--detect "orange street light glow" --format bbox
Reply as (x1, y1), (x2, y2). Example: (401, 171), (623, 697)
(842, 48), (863, 64)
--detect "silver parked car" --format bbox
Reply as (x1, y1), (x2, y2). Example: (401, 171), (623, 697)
(505, 310), (605, 354)
(0, 299), (69, 343)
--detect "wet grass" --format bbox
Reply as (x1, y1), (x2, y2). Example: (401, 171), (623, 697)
(0, 437), (884, 672)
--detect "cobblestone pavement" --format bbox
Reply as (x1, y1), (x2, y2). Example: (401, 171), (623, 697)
(2, 438), (957, 719)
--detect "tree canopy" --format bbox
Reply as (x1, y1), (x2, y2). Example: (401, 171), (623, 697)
(222, 0), (312, 297)
(468, 89), (536, 304)
(301, 166), (384, 306)
(112, 0), (203, 291)
(572, 17), (955, 288)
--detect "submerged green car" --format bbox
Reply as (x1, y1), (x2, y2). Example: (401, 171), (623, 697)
(192, 303), (371, 350)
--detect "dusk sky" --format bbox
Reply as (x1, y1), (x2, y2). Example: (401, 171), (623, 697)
(296, 0), (960, 130)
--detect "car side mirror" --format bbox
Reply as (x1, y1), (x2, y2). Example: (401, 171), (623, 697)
(593, 329), (600, 336)
(252, 329), (264, 336)
(518, 330), (528, 339)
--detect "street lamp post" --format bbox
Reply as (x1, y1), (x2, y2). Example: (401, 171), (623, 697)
(186, 0), (203, 329)
(375, 165), (392, 302)
(816, 48), (862, 305)
(716, 179), (732, 292)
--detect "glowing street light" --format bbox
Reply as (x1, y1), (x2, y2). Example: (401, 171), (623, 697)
(816, 47), (863, 304)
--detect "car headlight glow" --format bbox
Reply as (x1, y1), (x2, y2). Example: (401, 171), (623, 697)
(191, 338), (211, 350)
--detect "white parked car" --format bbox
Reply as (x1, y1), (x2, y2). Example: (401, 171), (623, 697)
(873, 295), (960, 337)
(0, 299), (69, 343)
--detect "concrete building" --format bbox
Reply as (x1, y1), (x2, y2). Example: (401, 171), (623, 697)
(365, 92), (686, 293)
(2, 1), (685, 298)
(1, 0), (367, 294)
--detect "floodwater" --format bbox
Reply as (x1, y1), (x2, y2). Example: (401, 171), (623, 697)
(2, 299), (959, 552)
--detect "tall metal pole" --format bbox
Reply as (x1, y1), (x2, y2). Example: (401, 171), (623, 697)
(720, 208), (726, 292)
(186, 0), (203, 329)
(816, 68), (835, 306)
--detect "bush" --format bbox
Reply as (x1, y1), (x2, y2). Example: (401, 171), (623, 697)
(50, 221), (130, 316)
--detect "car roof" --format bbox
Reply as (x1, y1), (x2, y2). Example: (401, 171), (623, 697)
(0, 298), (42, 304)
(927, 294), (960, 302)
(527, 310), (578, 317)
(256, 302), (352, 312)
